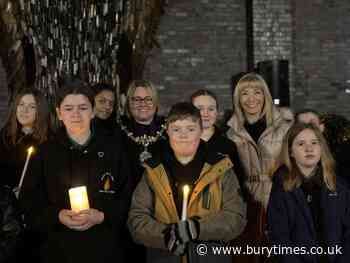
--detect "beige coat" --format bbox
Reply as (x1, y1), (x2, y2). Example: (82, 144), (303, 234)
(227, 107), (292, 208)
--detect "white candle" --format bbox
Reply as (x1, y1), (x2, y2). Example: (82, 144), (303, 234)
(181, 185), (190, 221)
(69, 186), (90, 212)
(17, 146), (34, 191)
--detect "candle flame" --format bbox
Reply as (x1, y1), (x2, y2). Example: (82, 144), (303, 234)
(183, 185), (190, 196)
(181, 185), (190, 221)
(27, 146), (34, 155)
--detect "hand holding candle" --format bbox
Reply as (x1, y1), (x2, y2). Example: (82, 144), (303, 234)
(181, 185), (190, 221)
(69, 186), (90, 212)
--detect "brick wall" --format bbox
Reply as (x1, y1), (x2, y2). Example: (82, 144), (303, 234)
(248, 0), (350, 118)
(143, 0), (247, 116)
(144, 0), (350, 119)
(253, 0), (292, 64)
(293, 0), (350, 117)
(253, 0), (294, 100)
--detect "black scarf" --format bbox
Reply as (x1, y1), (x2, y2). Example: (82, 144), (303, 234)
(163, 142), (206, 216)
(244, 116), (267, 143)
(301, 167), (329, 263)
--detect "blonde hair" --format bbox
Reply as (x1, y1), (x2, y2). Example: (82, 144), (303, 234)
(233, 73), (273, 126)
(281, 123), (336, 192)
(125, 80), (159, 118)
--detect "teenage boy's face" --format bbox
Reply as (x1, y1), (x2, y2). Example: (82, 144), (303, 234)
(167, 117), (202, 159)
(56, 94), (94, 136)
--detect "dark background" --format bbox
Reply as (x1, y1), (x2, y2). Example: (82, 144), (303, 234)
(1, 0), (350, 125)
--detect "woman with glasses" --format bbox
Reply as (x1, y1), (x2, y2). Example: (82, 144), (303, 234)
(120, 80), (167, 263)
(121, 79), (167, 188)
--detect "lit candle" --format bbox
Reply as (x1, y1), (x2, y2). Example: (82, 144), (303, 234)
(69, 186), (90, 212)
(17, 146), (34, 191)
(181, 185), (190, 221)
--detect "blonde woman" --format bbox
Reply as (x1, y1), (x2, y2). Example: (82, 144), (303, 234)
(227, 73), (292, 207)
(268, 123), (350, 262)
(227, 72), (292, 262)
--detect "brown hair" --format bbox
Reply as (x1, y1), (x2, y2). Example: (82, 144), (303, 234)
(295, 108), (322, 123)
(57, 78), (94, 108)
(2, 89), (50, 146)
(281, 123), (336, 192)
(167, 102), (202, 130)
(190, 89), (219, 109)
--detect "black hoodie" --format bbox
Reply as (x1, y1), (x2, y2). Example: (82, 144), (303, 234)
(19, 128), (131, 263)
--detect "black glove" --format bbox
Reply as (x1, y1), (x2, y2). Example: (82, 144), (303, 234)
(163, 224), (186, 256)
(163, 219), (200, 256)
(177, 219), (200, 243)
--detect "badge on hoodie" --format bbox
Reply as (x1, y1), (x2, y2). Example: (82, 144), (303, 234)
(99, 172), (115, 193)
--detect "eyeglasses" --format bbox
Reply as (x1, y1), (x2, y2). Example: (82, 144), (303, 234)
(130, 96), (153, 105)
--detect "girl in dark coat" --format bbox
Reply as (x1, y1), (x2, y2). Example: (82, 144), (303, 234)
(268, 123), (350, 263)
(0, 89), (50, 189)
(19, 79), (131, 263)
(190, 89), (245, 194)
(0, 89), (50, 262)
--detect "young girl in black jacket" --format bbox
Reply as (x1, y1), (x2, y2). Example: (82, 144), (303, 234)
(0, 89), (50, 189)
(268, 123), (350, 263)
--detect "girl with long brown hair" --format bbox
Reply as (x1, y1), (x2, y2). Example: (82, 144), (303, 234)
(268, 123), (349, 262)
(0, 89), (50, 188)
